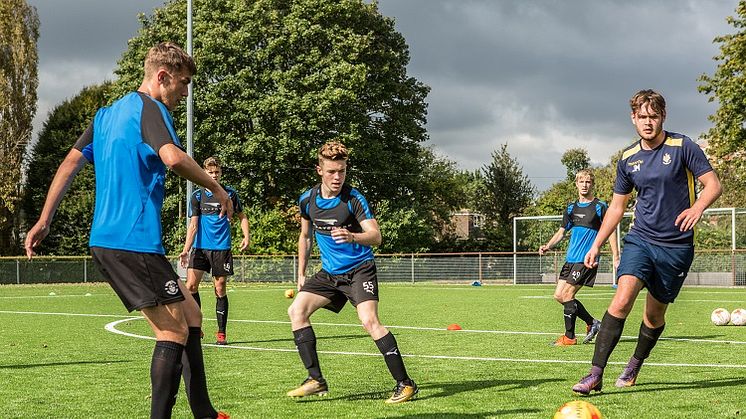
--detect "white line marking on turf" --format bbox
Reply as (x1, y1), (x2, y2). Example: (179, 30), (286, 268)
(5, 310), (746, 346)
(103, 317), (746, 369)
(520, 295), (746, 303)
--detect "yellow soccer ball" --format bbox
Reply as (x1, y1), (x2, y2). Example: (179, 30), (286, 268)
(554, 400), (603, 419)
(284, 289), (295, 299)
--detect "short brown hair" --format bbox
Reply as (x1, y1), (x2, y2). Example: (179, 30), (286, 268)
(144, 42), (196, 78)
(203, 156), (221, 170)
(318, 141), (348, 165)
(630, 89), (666, 117)
(575, 169), (594, 183)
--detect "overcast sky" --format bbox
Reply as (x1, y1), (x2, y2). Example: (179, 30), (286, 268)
(26, 0), (739, 190)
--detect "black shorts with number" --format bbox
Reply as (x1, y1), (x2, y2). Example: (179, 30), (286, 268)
(300, 260), (379, 313)
(91, 247), (184, 312)
(559, 262), (598, 287)
(188, 248), (234, 277)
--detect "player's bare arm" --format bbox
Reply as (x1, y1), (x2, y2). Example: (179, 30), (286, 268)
(608, 230), (620, 269)
(584, 192), (629, 268)
(25, 149), (89, 259)
(159, 143), (234, 220)
(330, 218), (382, 246)
(674, 171), (722, 232)
(297, 217), (313, 289)
(539, 227), (567, 256)
(238, 211), (250, 251)
(179, 215), (199, 268)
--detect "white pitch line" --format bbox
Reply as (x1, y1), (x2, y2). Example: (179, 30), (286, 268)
(103, 317), (746, 369)
(0, 294), (97, 299)
(520, 295), (746, 303)
(5, 309), (746, 345)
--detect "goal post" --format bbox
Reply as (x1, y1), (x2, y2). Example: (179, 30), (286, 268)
(513, 207), (745, 285)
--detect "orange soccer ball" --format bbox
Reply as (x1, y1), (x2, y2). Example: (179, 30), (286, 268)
(553, 400), (602, 419)
(284, 289), (295, 299)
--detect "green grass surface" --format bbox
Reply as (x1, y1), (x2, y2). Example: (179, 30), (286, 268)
(1, 282), (746, 418)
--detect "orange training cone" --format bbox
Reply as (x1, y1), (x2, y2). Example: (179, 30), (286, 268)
(447, 323), (462, 331)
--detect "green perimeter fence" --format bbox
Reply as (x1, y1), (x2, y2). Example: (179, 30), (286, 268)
(2, 251), (746, 286)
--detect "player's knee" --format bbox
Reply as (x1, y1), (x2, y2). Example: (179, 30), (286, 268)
(553, 292), (565, 303)
(287, 302), (308, 323)
(359, 314), (381, 334)
(610, 297), (634, 316)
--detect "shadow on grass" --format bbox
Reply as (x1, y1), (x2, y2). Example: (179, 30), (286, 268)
(0, 360), (131, 369)
(578, 376), (746, 399)
(297, 377), (563, 404)
(228, 333), (367, 345)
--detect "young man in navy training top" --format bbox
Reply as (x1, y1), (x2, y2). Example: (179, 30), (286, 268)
(25, 42), (231, 419)
(572, 89), (721, 395)
(180, 156), (249, 345)
(539, 169), (619, 346)
(286, 141), (418, 404)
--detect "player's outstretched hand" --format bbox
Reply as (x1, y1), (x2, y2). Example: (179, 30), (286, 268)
(179, 251), (189, 268)
(240, 236), (249, 251)
(538, 245), (549, 256)
(584, 246), (600, 269)
(675, 207), (703, 232)
(25, 221), (50, 260)
(331, 227), (352, 244)
(297, 275), (305, 291)
(215, 190), (234, 220)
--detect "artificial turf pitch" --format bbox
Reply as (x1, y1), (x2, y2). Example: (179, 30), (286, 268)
(1, 282), (745, 418)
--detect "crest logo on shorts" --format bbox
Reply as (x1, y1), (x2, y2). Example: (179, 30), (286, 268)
(662, 153), (672, 165)
(164, 280), (179, 296)
(363, 281), (375, 295)
(224, 262), (231, 271)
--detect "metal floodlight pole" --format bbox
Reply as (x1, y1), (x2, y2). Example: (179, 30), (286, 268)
(185, 0), (194, 228)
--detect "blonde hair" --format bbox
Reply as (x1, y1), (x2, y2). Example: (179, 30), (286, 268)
(630, 89), (666, 117)
(575, 169), (594, 183)
(144, 42), (196, 78)
(203, 156), (221, 170)
(318, 141), (348, 165)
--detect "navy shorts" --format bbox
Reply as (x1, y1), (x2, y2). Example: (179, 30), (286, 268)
(300, 260), (379, 313)
(559, 262), (598, 287)
(616, 234), (694, 304)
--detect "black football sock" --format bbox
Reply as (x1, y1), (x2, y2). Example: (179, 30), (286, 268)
(562, 301), (578, 339)
(215, 296), (228, 333)
(182, 327), (217, 419)
(591, 311), (626, 369)
(150, 341), (183, 419)
(633, 322), (665, 361)
(574, 299), (594, 325)
(293, 326), (322, 380)
(374, 332), (410, 383)
(192, 292), (201, 308)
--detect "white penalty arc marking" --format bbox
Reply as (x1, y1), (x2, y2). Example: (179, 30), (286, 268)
(4, 309), (746, 346)
(103, 317), (746, 369)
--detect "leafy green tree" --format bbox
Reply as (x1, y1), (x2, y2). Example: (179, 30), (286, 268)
(560, 148), (590, 181)
(699, 1), (746, 207)
(112, 0), (431, 254)
(0, 0), (39, 254)
(477, 144), (535, 250)
(23, 83), (112, 255)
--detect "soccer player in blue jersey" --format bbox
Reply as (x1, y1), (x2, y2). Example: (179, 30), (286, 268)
(572, 90), (721, 395)
(286, 141), (417, 404)
(24, 43), (231, 419)
(179, 156), (249, 345)
(539, 169), (619, 346)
